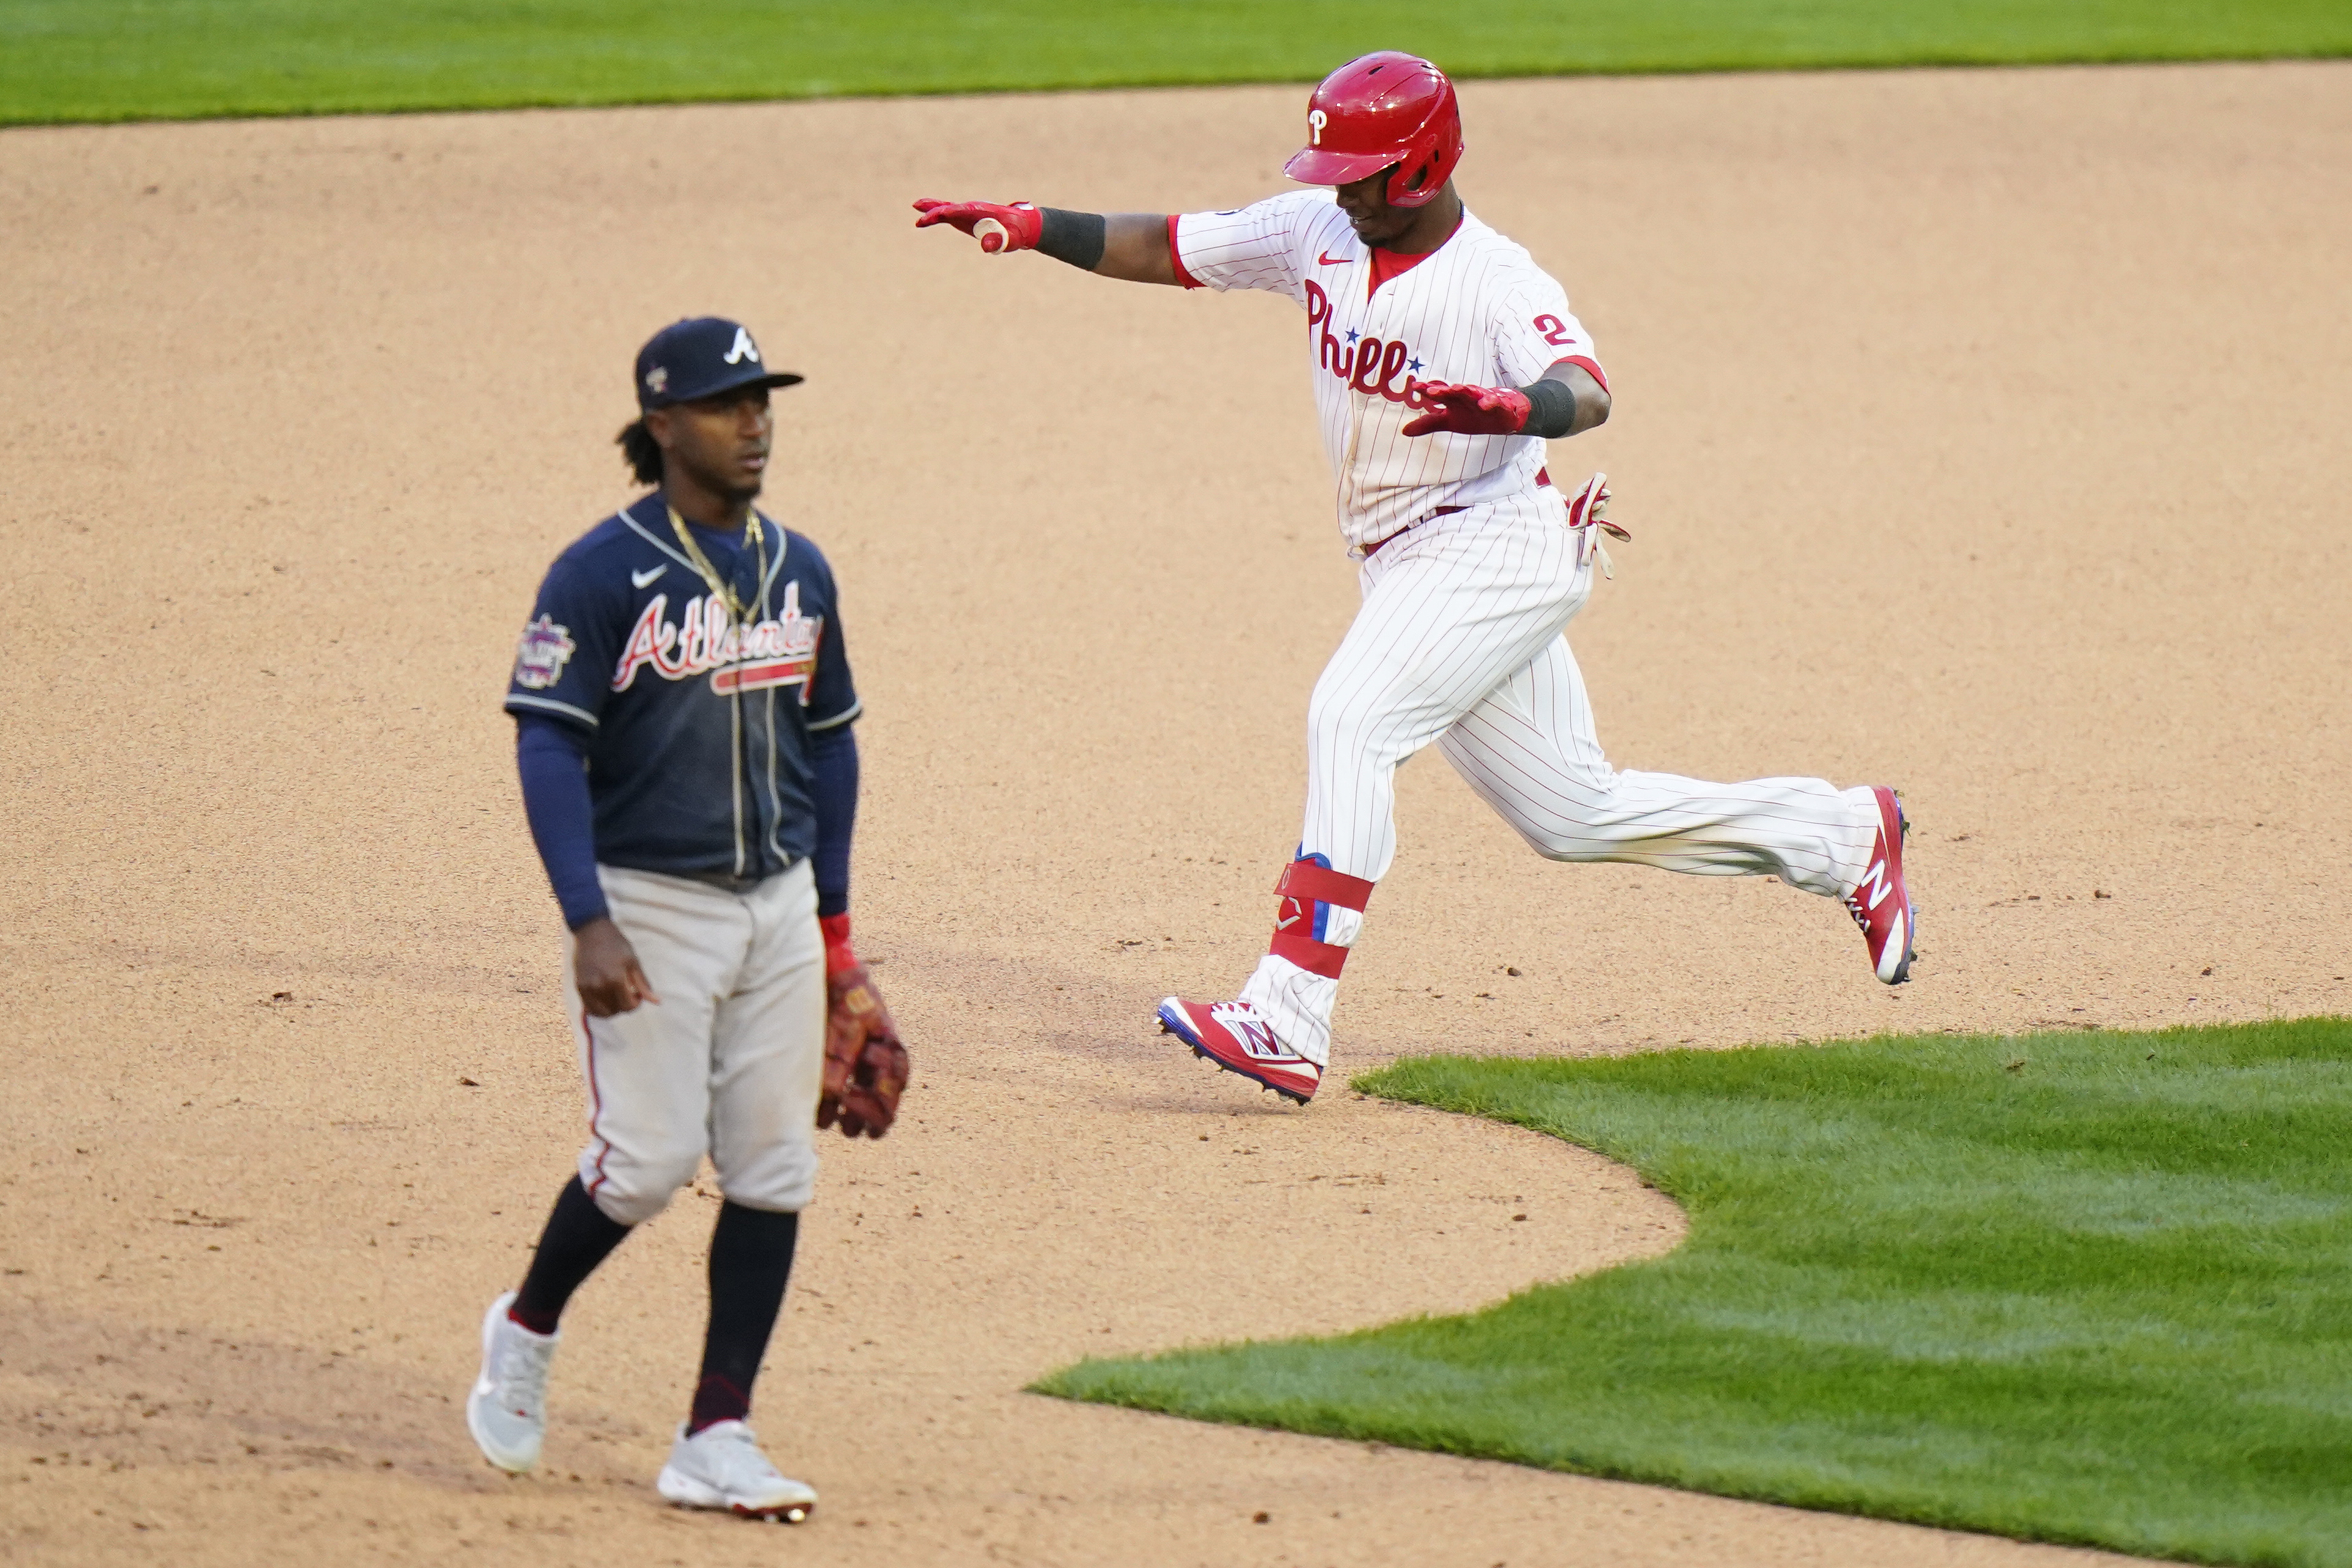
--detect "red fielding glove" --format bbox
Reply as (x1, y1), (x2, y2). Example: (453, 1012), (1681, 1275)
(1400, 380), (1532, 438)
(816, 914), (909, 1140)
(911, 198), (1045, 254)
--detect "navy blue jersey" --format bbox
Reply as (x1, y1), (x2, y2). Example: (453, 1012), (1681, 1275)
(504, 494), (859, 881)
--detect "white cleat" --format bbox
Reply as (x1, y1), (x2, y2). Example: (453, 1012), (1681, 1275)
(656, 1420), (818, 1522)
(466, 1291), (558, 1474)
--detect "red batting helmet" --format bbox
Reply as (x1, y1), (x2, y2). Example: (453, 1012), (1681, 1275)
(1282, 51), (1464, 209)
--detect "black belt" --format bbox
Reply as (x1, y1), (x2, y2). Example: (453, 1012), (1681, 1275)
(681, 861), (794, 895)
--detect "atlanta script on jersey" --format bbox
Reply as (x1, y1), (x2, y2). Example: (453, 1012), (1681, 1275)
(504, 494), (859, 881)
(612, 579), (824, 698)
(1171, 190), (1607, 549)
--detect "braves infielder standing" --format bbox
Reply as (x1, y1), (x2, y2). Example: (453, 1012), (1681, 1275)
(916, 53), (1914, 1105)
(468, 316), (906, 1518)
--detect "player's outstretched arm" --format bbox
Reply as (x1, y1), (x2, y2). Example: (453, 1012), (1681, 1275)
(1401, 361), (1610, 440)
(912, 199), (1180, 286)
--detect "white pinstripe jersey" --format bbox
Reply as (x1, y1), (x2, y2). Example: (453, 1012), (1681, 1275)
(1172, 190), (1605, 549)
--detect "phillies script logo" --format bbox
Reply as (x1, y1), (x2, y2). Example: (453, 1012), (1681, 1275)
(610, 582), (822, 700)
(1304, 281), (1434, 408)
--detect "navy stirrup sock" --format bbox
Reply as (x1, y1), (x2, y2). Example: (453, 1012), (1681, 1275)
(688, 1202), (801, 1433)
(511, 1175), (632, 1334)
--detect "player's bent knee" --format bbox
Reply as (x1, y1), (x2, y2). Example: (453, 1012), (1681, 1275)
(1501, 817), (1600, 864)
(1515, 829), (1577, 862)
(1304, 689), (1385, 767)
(712, 1188), (806, 1217)
(711, 1146), (818, 1216)
(582, 1152), (704, 1227)
(584, 1180), (675, 1229)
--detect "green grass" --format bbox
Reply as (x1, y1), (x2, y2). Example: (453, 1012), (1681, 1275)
(1039, 1019), (2352, 1566)
(4, 1), (2349, 127)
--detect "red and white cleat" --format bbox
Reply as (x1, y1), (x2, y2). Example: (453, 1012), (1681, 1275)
(1158, 997), (1322, 1104)
(1844, 786), (1916, 984)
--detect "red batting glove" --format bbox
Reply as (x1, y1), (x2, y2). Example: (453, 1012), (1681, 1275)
(912, 198), (1045, 254)
(1400, 380), (1532, 438)
(1565, 472), (1633, 542)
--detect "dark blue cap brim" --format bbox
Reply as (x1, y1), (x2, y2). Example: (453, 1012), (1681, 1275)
(642, 365), (804, 410)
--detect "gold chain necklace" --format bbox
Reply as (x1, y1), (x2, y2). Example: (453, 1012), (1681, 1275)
(667, 505), (767, 625)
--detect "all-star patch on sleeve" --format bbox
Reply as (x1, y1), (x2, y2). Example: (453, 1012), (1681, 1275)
(505, 543), (625, 733)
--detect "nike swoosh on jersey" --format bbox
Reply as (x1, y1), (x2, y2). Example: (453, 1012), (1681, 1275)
(1316, 251), (1350, 266)
(631, 565), (667, 589)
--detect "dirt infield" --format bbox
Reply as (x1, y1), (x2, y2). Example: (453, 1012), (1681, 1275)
(4, 61), (2344, 1566)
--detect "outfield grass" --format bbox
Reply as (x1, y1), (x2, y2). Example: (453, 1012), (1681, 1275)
(3, 1), (2348, 127)
(1040, 1019), (2352, 1566)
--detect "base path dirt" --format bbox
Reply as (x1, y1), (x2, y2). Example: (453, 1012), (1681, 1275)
(3, 61), (2343, 1567)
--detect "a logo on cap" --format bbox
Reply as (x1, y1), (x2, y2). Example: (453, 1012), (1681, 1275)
(1308, 108), (1328, 147)
(645, 366), (668, 396)
(723, 327), (761, 366)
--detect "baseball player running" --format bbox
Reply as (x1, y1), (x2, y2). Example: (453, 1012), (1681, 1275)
(915, 52), (1914, 1106)
(469, 316), (908, 1518)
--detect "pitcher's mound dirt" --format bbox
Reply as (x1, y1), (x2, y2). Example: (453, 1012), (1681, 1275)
(4, 61), (2344, 1567)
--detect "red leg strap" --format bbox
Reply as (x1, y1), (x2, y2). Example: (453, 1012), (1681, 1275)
(1270, 928), (1349, 979)
(1274, 860), (1374, 911)
(1266, 857), (1374, 979)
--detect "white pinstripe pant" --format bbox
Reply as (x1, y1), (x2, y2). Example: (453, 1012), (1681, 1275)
(1238, 494), (1880, 1065)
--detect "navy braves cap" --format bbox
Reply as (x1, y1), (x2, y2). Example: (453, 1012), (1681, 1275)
(634, 316), (804, 410)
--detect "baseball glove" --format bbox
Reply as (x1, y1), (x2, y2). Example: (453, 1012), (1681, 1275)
(819, 962), (909, 1139)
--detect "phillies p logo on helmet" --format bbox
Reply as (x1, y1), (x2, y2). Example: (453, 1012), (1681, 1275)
(1282, 51), (1465, 210)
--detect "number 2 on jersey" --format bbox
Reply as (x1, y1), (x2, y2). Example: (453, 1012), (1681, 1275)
(1533, 314), (1577, 347)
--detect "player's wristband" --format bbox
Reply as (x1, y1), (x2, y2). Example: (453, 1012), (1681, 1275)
(1519, 377), (1577, 438)
(1037, 208), (1107, 272)
(819, 912), (857, 975)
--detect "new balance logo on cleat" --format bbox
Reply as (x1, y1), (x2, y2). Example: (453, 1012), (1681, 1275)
(1226, 1018), (1290, 1062)
(1157, 997), (1322, 1104)
(1843, 787), (1916, 985)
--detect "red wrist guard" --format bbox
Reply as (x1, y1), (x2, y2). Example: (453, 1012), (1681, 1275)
(819, 912), (857, 975)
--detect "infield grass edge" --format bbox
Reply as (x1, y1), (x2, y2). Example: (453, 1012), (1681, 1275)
(1033, 1019), (2352, 1568)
